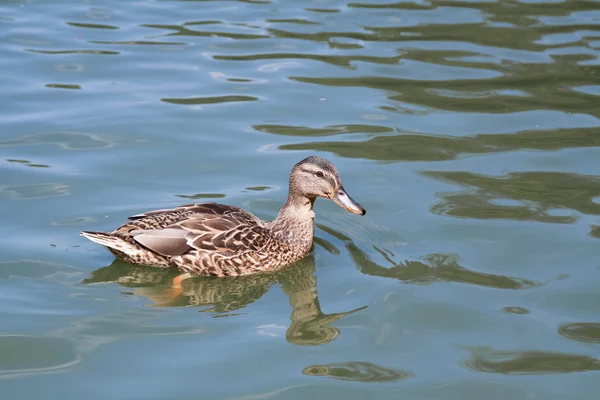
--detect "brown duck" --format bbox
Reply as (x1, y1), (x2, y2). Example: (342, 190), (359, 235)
(81, 156), (366, 276)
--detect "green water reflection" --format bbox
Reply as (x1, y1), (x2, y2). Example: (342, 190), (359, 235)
(423, 170), (600, 223)
(276, 127), (600, 162)
(465, 347), (600, 375)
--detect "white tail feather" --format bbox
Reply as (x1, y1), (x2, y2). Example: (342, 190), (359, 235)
(80, 231), (134, 254)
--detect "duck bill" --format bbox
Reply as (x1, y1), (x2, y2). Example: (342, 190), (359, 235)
(332, 186), (366, 215)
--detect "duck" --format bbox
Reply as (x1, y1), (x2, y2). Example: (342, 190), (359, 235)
(81, 156), (366, 277)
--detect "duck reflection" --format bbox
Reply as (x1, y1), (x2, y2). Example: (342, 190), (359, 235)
(318, 224), (540, 289)
(83, 255), (366, 346)
(348, 244), (539, 289)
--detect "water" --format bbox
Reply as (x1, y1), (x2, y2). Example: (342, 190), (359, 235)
(1, 0), (600, 398)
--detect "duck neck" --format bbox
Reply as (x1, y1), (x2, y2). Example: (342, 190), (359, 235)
(270, 191), (316, 250)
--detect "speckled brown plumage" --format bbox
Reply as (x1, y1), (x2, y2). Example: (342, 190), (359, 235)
(81, 156), (365, 276)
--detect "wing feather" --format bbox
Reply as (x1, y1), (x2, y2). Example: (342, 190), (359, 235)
(123, 202), (272, 258)
(133, 228), (190, 257)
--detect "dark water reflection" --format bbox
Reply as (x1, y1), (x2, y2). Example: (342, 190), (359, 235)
(303, 361), (412, 383)
(277, 127), (600, 162)
(83, 256), (366, 346)
(290, 70), (600, 115)
(162, 95), (258, 105)
(215, 53), (403, 68)
(465, 347), (600, 375)
(424, 171), (600, 223)
(558, 322), (600, 344)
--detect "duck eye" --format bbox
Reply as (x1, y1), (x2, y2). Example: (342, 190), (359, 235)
(315, 171), (324, 178)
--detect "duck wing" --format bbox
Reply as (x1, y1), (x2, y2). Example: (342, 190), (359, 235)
(124, 203), (270, 258)
(127, 202), (237, 223)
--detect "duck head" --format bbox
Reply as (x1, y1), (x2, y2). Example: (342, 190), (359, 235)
(289, 156), (366, 216)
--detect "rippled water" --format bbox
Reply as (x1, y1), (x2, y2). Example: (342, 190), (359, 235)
(2, 0), (600, 398)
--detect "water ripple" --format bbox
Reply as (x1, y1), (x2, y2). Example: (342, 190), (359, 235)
(142, 23), (270, 40)
(66, 22), (119, 30)
(26, 49), (120, 55)
(214, 53), (402, 69)
(161, 95), (258, 105)
(0, 132), (113, 151)
(0, 335), (79, 379)
(255, 123), (393, 137)
(91, 40), (187, 46)
(0, 183), (70, 200)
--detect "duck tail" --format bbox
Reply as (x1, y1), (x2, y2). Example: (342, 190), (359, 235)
(81, 231), (117, 247)
(80, 231), (136, 256)
(80, 231), (172, 268)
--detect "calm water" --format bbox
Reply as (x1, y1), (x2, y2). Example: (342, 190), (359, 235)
(1, 0), (600, 398)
